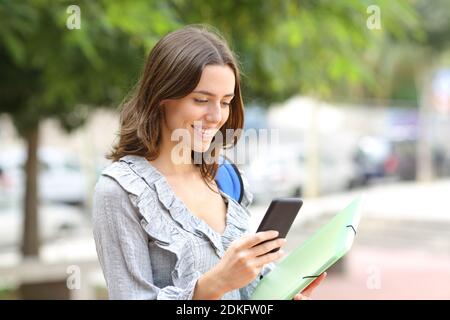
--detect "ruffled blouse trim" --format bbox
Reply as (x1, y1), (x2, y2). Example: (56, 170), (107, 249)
(102, 155), (251, 258)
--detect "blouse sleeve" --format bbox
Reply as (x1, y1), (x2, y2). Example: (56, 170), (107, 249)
(92, 176), (201, 300)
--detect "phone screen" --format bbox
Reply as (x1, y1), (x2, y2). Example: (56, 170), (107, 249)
(256, 198), (303, 253)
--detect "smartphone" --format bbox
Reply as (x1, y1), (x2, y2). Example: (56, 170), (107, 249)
(255, 198), (303, 253)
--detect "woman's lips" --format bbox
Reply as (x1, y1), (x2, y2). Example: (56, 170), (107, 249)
(191, 125), (216, 140)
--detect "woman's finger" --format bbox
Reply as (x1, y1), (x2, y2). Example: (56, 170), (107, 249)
(251, 238), (286, 257)
(293, 293), (311, 300)
(301, 272), (327, 296)
(254, 248), (285, 267)
(238, 230), (279, 249)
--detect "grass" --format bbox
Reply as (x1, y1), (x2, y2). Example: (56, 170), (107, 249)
(0, 287), (19, 300)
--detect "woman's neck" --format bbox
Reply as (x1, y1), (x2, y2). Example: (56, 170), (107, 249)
(149, 141), (198, 176)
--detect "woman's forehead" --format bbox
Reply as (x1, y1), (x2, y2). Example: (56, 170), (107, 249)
(194, 65), (235, 96)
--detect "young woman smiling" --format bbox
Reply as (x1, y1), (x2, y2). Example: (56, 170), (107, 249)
(92, 25), (325, 300)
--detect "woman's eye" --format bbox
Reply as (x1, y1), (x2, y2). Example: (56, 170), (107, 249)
(194, 98), (230, 107)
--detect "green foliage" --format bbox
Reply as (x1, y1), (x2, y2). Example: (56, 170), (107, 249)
(0, 0), (167, 134)
(0, 0), (428, 134)
(165, 0), (422, 104)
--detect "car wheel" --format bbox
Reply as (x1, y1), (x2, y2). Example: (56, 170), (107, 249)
(293, 186), (302, 197)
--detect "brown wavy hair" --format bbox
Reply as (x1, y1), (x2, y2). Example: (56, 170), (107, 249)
(108, 25), (244, 184)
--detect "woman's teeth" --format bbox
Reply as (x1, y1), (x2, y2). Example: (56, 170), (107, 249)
(192, 125), (216, 138)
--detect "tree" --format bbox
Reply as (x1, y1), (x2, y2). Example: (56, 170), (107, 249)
(413, 0), (450, 181)
(166, 0), (421, 195)
(357, 0), (450, 181)
(0, 0), (175, 257)
(166, 0), (420, 104)
(0, 0), (424, 259)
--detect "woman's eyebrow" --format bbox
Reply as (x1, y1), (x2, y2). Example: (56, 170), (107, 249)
(193, 90), (234, 97)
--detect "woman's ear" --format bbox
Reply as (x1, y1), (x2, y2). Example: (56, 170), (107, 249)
(160, 97), (176, 107)
(159, 99), (167, 107)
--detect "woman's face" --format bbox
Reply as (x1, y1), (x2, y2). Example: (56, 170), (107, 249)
(161, 64), (235, 154)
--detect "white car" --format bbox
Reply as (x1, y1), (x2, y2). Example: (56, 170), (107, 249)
(242, 144), (360, 202)
(0, 147), (88, 205)
(0, 193), (90, 248)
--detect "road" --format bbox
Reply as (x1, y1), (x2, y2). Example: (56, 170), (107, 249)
(249, 178), (450, 299)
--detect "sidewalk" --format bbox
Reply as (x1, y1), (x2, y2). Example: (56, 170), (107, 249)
(248, 179), (450, 299)
(313, 245), (450, 300)
(1, 179), (448, 299)
(249, 178), (450, 230)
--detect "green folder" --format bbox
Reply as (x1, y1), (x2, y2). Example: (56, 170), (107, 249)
(251, 196), (364, 300)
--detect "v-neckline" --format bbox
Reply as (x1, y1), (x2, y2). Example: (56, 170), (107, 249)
(144, 160), (232, 238)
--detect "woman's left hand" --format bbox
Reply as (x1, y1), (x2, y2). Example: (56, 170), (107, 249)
(293, 272), (327, 300)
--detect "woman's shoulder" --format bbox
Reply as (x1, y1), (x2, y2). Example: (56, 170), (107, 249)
(98, 156), (155, 198)
(92, 158), (162, 224)
(94, 173), (128, 200)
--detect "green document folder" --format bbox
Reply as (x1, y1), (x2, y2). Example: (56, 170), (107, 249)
(251, 196), (364, 300)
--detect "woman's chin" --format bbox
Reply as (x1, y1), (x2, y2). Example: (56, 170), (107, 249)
(192, 141), (212, 153)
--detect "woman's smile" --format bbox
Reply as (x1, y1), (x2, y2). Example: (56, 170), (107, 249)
(191, 124), (218, 141)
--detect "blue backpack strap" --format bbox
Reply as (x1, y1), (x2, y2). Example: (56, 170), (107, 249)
(215, 156), (244, 204)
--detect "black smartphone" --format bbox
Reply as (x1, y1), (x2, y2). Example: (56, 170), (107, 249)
(255, 198), (303, 253)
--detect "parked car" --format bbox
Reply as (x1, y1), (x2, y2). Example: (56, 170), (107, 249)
(0, 147), (88, 206)
(0, 192), (90, 248)
(352, 136), (396, 184)
(353, 135), (450, 183)
(242, 144), (361, 202)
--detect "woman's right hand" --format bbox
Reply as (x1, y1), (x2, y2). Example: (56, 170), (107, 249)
(211, 230), (286, 294)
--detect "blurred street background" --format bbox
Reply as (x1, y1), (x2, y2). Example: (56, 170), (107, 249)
(0, 1), (449, 299)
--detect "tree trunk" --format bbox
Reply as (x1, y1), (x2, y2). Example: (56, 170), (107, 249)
(416, 69), (435, 182)
(22, 123), (40, 258)
(305, 99), (320, 198)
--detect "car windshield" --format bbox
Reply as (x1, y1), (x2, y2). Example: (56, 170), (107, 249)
(358, 137), (390, 161)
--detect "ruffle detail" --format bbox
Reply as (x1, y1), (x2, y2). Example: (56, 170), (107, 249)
(101, 155), (254, 281)
(219, 191), (251, 251)
(101, 156), (196, 284)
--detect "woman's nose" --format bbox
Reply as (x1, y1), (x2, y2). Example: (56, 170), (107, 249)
(205, 103), (222, 123)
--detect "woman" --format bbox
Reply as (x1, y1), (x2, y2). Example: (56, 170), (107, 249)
(92, 25), (325, 300)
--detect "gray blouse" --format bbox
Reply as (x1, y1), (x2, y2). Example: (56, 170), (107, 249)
(92, 155), (273, 300)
